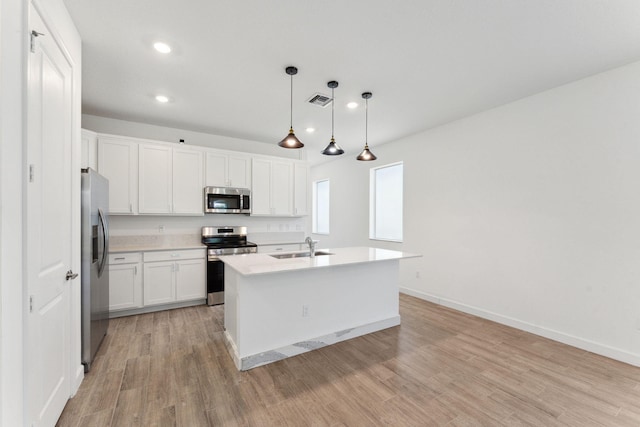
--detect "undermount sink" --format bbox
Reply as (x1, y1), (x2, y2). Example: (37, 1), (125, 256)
(269, 251), (333, 259)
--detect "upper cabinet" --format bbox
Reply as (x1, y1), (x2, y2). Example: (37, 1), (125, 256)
(92, 130), (308, 217)
(205, 151), (251, 189)
(173, 148), (204, 214)
(293, 163), (309, 216)
(81, 129), (98, 170)
(251, 158), (293, 216)
(138, 144), (172, 214)
(139, 143), (204, 215)
(98, 136), (138, 214)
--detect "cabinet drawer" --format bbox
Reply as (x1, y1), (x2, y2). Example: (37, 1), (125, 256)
(109, 252), (142, 264)
(143, 249), (205, 262)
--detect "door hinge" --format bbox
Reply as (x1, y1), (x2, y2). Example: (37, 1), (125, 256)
(29, 164), (35, 182)
(30, 30), (45, 53)
(29, 295), (34, 313)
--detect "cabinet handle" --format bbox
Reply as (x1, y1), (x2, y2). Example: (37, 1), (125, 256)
(129, 203), (133, 213)
(134, 266), (138, 275)
(171, 253), (179, 257)
(114, 257), (125, 260)
(175, 263), (180, 272)
(168, 203), (172, 212)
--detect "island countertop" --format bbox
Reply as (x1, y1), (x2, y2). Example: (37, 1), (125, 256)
(219, 246), (420, 276)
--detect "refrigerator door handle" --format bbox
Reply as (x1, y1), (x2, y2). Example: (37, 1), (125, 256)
(97, 208), (109, 276)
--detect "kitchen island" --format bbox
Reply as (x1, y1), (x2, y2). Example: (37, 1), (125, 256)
(219, 247), (420, 370)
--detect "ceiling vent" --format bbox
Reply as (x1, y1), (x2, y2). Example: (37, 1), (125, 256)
(307, 93), (333, 108)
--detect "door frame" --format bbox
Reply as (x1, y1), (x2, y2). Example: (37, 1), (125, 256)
(0, 0), (81, 425)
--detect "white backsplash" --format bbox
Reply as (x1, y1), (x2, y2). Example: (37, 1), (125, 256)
(108, 214), (308, 239)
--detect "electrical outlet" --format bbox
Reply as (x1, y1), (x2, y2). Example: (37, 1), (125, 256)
(415, 271), (421, 279)
(158, 225), (165, 234)
(302, 304), (309, 317)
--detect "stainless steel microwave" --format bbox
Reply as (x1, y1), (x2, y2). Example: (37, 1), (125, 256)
(204, 187), (251, 214)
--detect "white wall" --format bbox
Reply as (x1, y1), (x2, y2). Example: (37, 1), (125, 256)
(83, 114), (305, 160)
(0, 0), (26, 424)
(311, 60), (640, 366)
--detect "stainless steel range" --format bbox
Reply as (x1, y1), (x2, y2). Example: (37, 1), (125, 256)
(202, 226), (257, 305)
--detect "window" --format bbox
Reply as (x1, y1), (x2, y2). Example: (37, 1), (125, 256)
(313, 179), (330, 234)
(370, 162), (403, 241)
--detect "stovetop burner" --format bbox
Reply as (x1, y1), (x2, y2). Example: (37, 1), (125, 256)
(201, 226), (257, 255)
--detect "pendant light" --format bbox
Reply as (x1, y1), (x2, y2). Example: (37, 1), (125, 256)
(278, 66), (304, 149)
(321, 81), (344, 156)
(357, 92), (377, 161)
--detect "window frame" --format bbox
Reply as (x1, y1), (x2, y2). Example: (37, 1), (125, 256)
(312, 178), (330, 235)
(369, 161), (404, 242)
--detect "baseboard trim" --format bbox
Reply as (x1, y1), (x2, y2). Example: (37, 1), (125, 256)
(71, 365), (84, 396)
(400, 287), (640, 367)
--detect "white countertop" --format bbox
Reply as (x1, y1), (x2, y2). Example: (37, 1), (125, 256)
(219, 246), (421, 276)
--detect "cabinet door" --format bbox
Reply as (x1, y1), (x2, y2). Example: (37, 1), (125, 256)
(143, 261), (175, 306)
(228, 155), (251, 189)
(293, 163), (309, 216)
(98, 138), (137, 214)
(175, 259), (206, 301)
(271, 161), (293, 216)
(173, 148), (203, 215)
(251, 158), (272, 215)
(205, 151), (228, 187)
(139, 144), (172, 214)
(81, 129), (98, 170)
(109, 262), (142, 311)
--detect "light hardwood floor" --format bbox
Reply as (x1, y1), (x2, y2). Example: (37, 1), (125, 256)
(57, 294), (640, 426)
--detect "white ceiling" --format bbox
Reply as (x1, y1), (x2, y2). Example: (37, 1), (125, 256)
(63, 0), (640, 165)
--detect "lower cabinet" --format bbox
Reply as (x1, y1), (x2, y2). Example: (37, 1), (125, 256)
(108, 249), (206, 316)
(257, 243), (303, 253)
(143, 249), (206, 307)
(108, 253), (143, 312)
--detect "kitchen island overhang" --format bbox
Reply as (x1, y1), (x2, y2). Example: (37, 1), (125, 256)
(219, 247), (421, 370)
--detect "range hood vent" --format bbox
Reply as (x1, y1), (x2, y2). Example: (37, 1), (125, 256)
(307, 93), (333, 108)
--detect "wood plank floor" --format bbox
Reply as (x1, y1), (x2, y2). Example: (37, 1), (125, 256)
(57, 294), (640, 426)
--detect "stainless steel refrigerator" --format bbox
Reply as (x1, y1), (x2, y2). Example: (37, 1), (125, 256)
(81, 168), (110, 372)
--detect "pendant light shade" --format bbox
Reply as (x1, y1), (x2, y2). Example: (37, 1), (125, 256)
(278, 66), (304, 149)
(321, 81), (344, 156)
(357, 92), (377, 161)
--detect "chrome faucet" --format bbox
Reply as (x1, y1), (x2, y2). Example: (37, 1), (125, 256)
(305, 236), (317, 258)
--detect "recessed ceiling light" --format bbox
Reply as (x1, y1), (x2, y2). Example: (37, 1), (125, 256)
(306, 127), (315, 133)
(347, 102), (358, 109)
(155, 95), (169, 103)
(153, 42), (171, 54)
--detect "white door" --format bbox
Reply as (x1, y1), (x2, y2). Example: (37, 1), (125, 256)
(98, 137), (138, 214)
(228, 155), (251, 188)
(271, 161), (293, 216)
(143, 262), (176, 306)
(205, 151), (228, 187)
(26, 5), (74, 426)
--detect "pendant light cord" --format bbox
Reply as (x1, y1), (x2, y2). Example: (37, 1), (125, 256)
(290, 74), (293, 128)
(365, 97), (368, 146)
(331, 87), (335, 138)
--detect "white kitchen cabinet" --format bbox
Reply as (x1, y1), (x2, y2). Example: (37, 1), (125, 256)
(108, 253), (143, 312)
(205, 151), (251, 189)
(175, 258), (207, 301)
(98, 136), (138, 214)
(143, 249), (206, 307)
(143, 261), (175, 306)
(138, 144), (172, 214)
(81, 129), (98, 170)
(251, 158), (293, 216)
(293, 162), (309, 216)
(173, 148), (204, 214)
(139, 144), (203, 215)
